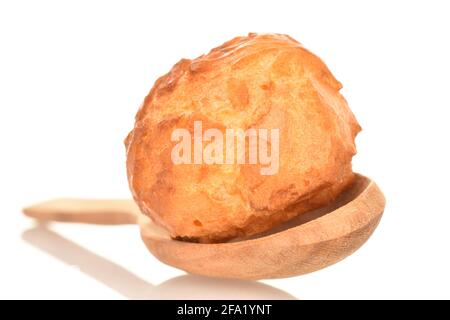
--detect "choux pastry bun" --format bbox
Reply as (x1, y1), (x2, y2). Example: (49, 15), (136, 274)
(125, 33), (360, 243)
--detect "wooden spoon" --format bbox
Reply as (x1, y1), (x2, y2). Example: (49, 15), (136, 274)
(23, 173), (385, 280)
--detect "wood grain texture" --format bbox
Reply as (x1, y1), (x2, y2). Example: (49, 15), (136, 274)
(23, 173), (385, 280)
(139, 174), (385, 279)
(23, 198), (139, 225)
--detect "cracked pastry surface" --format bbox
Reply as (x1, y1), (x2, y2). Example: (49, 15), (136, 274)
(125, 33), (361, 243)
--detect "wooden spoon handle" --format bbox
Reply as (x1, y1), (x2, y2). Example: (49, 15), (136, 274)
(23, 198), (139, 225)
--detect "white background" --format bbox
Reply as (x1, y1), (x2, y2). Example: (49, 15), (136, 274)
(1, 0), (449, 299)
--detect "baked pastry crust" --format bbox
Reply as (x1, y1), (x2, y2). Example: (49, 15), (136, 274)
(125, 33), (361, 243)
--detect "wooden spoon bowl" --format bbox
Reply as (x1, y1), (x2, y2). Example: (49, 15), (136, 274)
(23, 173), (385, 280)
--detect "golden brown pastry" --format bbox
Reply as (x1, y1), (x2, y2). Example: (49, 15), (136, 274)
(125, 33), (361, 243)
